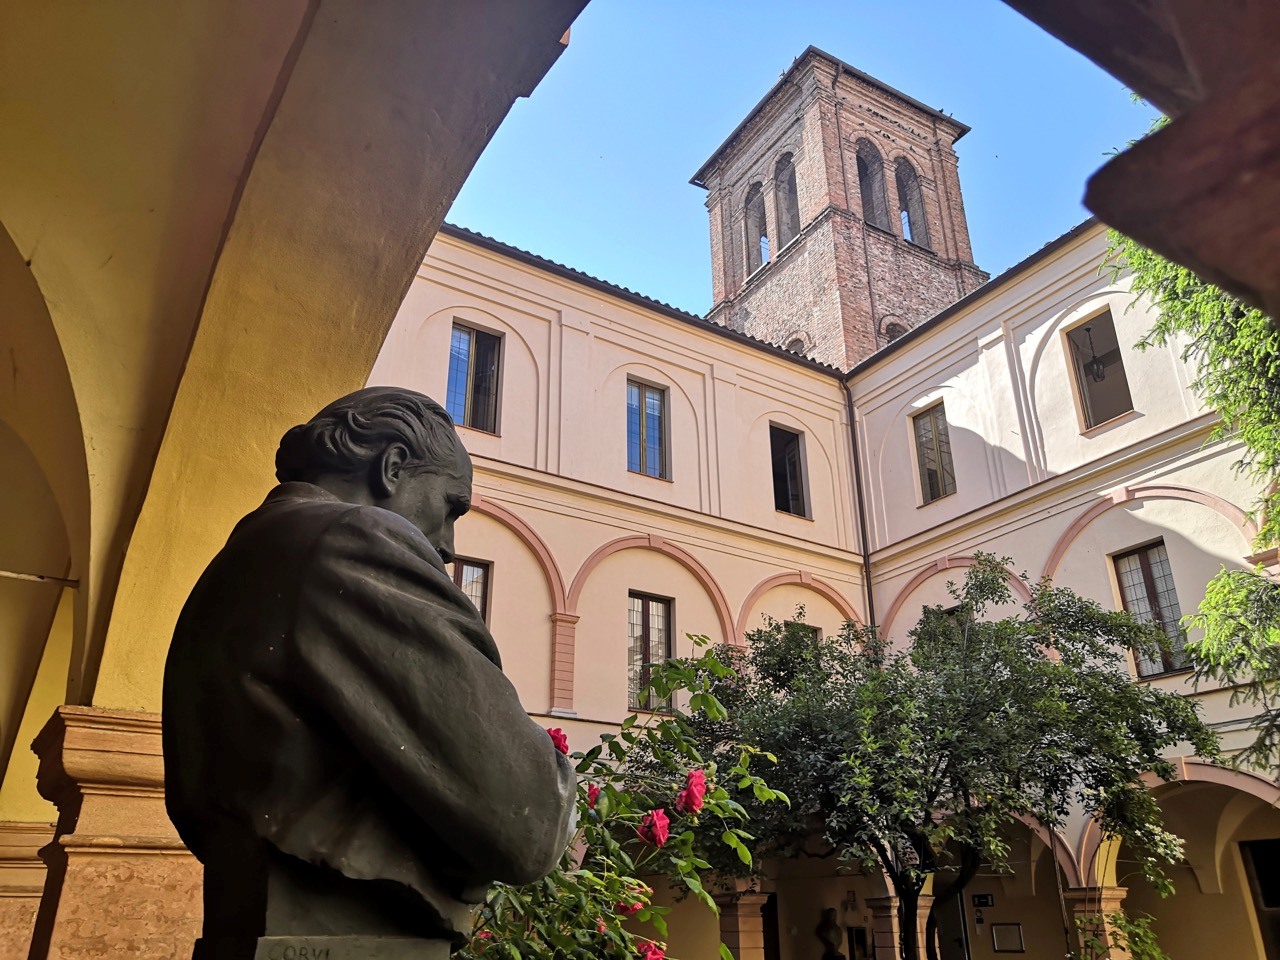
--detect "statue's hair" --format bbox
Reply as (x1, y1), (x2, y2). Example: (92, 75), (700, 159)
(275, 387), (460, 483)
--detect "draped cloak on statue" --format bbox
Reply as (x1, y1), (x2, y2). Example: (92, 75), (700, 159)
(163, 481), (576, 942)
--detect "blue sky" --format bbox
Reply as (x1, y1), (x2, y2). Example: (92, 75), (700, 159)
(447, 0), (1158, 316)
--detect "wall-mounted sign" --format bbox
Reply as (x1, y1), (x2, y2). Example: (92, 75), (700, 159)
(972, 893), (995, 908)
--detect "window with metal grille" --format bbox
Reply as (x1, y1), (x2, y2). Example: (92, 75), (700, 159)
(451, 557), (491, 622)
(1113, 541), (1187, 677)
(913, 403), (956, 504)
(445, 323), (501, 433)
(1067, 310), (1133, 430)
(626, 380), (668, 479)
(769, 425), (808, 517)
(628, 592), (672, 711)
(784, 621), (822, 642)
(450, 555), (488, 624)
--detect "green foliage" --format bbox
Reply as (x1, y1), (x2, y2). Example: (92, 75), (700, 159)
(1073, 911), (1170, 960)
(1183, 567), (1280, 770)
(1107, 169), (1280, 774)
(459, 640), (786, 960)
(686, 557), (1218, 960)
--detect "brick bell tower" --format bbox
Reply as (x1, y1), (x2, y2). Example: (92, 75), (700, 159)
(691, 46), (987, 369)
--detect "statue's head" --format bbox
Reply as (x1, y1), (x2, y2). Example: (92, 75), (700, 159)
(275, 387), (472, 562)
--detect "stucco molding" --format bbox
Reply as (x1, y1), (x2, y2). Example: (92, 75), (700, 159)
(1042, 483), (1258, 581)
(566, 535), (735, 647)
(879, 555), (1032, 637)
(471, 495), (568, 614)
(734, 571), (860, 640)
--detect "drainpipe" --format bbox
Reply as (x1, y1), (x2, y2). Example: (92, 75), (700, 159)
(841, 377), (876, 628)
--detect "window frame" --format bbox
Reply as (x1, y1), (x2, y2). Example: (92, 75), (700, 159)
(912, 402), (957, 505)
(626, 378), (670, 480)
(451, 556), (492, 622)
(1063, 309), (1135, 433)
(1112, 539), (1188, 678)
(445, 321), (503, 435)
(628, 591), (674, 712)
(769, 423), (811, 519)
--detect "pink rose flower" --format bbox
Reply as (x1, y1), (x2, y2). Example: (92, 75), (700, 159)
(587, 783), (601, 809)
(596, 918), (608, 933)
(616, 901), (642, 916)
(637, 941), (666, 960)
(637, 808), (670, 847)
(675, 768), (707, 814)
(547, 727), (569, 755)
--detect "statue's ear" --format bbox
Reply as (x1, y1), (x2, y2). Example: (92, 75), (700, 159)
(374, 443), (411, 499)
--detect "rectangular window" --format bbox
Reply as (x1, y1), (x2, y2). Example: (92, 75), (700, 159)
(1114, 541), (1186, 677)
(913, 403), (956, 504)
(784, 621), (823, 642)
(451, 557), (491, 621)
(769, 425), (808, 517)
(1067, 310), (1134, 429)
(626, 380), (668, 478)
(445, 323), (501, 434)
(628, 592), (672, 711)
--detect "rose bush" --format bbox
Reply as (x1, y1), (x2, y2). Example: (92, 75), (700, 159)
(458, 637), (786, 960)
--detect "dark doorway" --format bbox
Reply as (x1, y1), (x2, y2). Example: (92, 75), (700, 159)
(762, 893), (781, 960)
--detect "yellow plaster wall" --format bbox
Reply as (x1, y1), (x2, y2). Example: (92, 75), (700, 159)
(0, 2), (311, 706)
(0, 588), (73, 823)
(91, 0), (582, 712)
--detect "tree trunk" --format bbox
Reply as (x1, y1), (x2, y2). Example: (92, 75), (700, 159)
(899, 887), (920, 960)
(924, 846), (981, 960)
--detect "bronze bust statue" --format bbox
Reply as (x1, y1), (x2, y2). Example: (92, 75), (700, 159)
(163, 388), (575, 959)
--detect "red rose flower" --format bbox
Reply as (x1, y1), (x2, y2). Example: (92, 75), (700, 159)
(587, 783), (601, 809)
(546, 727), (569, 755)
(616, 901), (642, 916)
(637, 941), (666, 960)
(597, 918), (608, 934)
(675, 768), (707, 814)
(637, 808), (670, 847)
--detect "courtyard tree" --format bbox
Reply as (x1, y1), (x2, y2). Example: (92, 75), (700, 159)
(1108, 215), (1280, 773)
(458, 642), (786, 960)
(691, 555), (1218, 960)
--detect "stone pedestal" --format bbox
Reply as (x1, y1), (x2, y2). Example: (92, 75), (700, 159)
(714, 891), (769, 960)
(195, 935), (450, 959)
(1063, 886), (1129, 960)
(28, 706), (202, 960)
(0, 822), (55, 960)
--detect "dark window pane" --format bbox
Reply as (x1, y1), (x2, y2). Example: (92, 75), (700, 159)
(1068, 311), (1134, 429)
(914, 404), (955, 504)
(770, 425), (807, 516)
(447, 323), (502, 433)
(469, 329), (501, 433)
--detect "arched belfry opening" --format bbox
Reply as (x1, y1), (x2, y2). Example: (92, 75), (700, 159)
(895, 158), (930, 248)
(855, 140), (891, 231)
(744, 181), (769, 276)
(774, 153), (800, 248)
